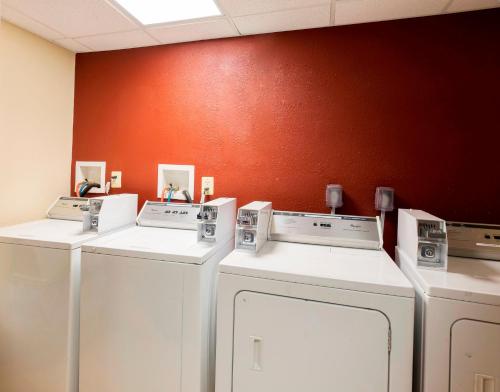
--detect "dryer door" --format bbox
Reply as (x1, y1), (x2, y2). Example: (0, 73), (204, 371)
(232, 291), (390, 392)
(450, 319), (500, 392)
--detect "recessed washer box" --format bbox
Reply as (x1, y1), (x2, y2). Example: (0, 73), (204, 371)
(157, 164), (195, 201)
(75, 161), (106, 194)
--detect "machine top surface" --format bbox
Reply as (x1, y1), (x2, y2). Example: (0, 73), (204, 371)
(0, 218), (99, 249)
(398, 248), (500, 306)
(220, 240), (414, 298)
(81, 225), (226, 265)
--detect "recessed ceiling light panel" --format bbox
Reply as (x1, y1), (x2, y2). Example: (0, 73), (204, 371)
(113, 0), (222, 25)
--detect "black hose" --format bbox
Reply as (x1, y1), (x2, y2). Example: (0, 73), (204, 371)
(79, 182), (100, 197)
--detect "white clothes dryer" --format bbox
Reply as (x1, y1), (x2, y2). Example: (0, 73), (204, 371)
(397, 210), (500, 392)
(216, 203), (415, 392)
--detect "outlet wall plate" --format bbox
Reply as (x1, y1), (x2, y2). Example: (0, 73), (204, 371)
(157, 164), (195, 200)
(75, 161), (106, 194)
(201, 176), (214, 195)
(111, 171), (122, 188)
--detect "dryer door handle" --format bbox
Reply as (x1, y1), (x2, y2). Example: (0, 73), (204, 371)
(250, 336), (263, 371)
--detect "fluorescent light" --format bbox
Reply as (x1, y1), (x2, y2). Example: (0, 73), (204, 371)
(114, 0), (222, 25)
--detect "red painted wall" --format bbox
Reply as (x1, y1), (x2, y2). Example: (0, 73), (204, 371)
(72, 9), (500, 254)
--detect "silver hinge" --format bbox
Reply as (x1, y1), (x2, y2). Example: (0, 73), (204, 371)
(388, 328), (392, 353)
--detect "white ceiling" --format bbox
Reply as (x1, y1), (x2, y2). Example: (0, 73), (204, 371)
(1, 0), (499, 53)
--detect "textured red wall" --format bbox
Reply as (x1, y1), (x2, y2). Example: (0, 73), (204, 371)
(72, 9), (500, 254)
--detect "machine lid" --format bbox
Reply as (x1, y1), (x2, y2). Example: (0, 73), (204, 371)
(81, 226), (221, 264)
(219, 241), (414, 297)
(398, 248), (500, 306)
(0, 219), (99, 249)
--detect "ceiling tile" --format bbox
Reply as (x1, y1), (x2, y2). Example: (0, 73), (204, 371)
(217, 0), (329, 17)
(233, 4), (331, 35)
(1, 4), (64, 39)
(147, 18), (239, 44)
(54, 38), (92, 52)
(334, 0), (449, 25)
(76, 30), (158, 52)
(446, 0), (500, 13)
(3, 0), (138, 37)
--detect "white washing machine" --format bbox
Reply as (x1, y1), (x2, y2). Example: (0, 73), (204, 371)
(0, 194), (138, 392)
(79, 198), (236, 392)
(397, 209), (500, 392)
(215, 202), (415, 392)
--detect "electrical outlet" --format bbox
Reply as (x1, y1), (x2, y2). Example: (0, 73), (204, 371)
(111, 171), (122, 188)
(201, 177), (214, 195)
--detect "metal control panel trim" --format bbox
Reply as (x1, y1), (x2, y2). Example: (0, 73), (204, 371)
(270, 211), (382, 250)
(47, 196), (90, 221)
(447, 221), (500, 261)
(137, 201), (201, 230)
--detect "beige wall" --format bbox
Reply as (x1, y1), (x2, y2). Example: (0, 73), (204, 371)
(0, 20), (75, 226)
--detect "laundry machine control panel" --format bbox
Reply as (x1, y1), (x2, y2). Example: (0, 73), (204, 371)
(447, 221), (500, 261)
(47, 196), (89, 221)
(270, 211), (383, 250)
(137, 201), (201, 230)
